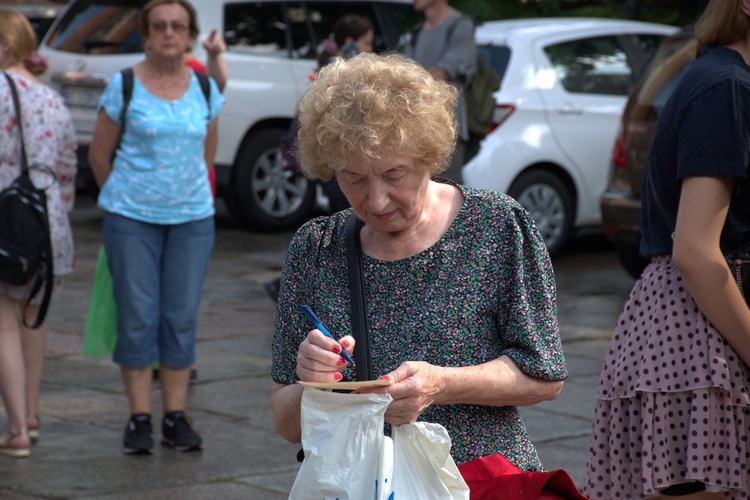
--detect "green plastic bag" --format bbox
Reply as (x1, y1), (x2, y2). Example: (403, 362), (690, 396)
(83, 246), (118, 357)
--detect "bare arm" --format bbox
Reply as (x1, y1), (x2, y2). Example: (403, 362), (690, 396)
(270, 382), (304, 443)
(87, 109), (121, 188)
(203, 29), (228, 92)
(672, 176), (750, 366)
(358, 356), (563, 426)
(204, 118), (219, 168)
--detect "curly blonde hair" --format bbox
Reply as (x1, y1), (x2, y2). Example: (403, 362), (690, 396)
(295, 52), (458, 181)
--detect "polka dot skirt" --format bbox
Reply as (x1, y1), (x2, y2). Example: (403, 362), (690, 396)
(584, 257), (750, 498)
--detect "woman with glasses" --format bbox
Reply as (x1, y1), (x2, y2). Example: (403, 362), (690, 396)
(88, 0), (225, 455)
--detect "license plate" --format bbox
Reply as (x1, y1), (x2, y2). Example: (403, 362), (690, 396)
(62, 85), (103, 108)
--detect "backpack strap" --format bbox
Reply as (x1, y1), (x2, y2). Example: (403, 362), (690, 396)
(120, 67), (211, 124)
(119, 67), (134, 126)
(3, 71), (54, 329)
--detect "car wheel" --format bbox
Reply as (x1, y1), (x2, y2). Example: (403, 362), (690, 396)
(228, 128), (316, 232)
(615, 240), (649, 279)
(508, 170), (574, 256)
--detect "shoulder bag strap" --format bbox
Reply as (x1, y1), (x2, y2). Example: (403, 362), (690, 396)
(346, 211), (374, 381)
(3, 72), (29, 175)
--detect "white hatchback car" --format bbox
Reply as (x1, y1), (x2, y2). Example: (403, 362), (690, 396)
(462, 18), (678, 255)
(37, 0), (418, 231)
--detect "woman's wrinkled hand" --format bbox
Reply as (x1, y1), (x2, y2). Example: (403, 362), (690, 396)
(295, 330), (355, 383)
(356, 361), (445, 425)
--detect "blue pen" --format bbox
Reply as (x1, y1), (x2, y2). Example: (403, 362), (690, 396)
(300, 304), (356, 366)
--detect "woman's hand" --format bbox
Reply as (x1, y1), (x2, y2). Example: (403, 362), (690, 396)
(357, 361), (444, 425)
(295, 330), (355, 383)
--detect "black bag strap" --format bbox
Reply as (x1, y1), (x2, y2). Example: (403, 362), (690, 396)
(3, 71), (54, 329)
(346, 211), (374, 381)
(4, 72), (29, 175)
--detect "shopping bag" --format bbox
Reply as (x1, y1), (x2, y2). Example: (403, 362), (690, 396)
(83, 246), (117, 357)
(458, 453), (589, 500)
(290, 387), (392, 499)
(392, 421), (470, 499)
(290, 384), (470, 499)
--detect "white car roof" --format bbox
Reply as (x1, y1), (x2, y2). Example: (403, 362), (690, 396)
(476, 17), (678, 44)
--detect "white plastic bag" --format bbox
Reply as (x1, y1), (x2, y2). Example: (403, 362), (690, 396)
(391, 422), (469, 499)
(289, 385), (469, 500)
(289, 387), (392, 499)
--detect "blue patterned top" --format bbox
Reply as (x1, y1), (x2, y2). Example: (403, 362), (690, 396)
(271, 179), (568, 470)
(97, 70), (225, 224)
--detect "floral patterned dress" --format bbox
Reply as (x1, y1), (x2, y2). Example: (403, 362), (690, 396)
(272, 179), (568, 470)
(0, 72), (77, 300)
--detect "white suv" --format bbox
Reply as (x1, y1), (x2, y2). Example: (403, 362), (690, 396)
(38, 0), (418, 231)
(462, 18), (677, 255)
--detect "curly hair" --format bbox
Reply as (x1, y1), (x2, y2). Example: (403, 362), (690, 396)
(296, 52), (458, 181)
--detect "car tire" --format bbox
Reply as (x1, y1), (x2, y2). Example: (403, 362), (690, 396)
(615, 240), (649, 279)
(227, 127), (316, 232)
(508, 170), (574, 256)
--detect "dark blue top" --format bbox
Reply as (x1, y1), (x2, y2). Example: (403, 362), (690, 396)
(640, 46), (750, 257)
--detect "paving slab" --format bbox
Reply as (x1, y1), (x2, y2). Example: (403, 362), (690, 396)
(0, 198), (629, 497)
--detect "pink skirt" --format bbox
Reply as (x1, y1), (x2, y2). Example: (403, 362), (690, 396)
(584, 257), (750, 498)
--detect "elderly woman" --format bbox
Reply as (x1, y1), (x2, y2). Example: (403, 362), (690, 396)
(88, 0), (224, 455)
(270, 52), (566, 471)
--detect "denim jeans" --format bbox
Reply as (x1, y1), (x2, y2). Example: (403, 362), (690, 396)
(102, 213), (214, 368)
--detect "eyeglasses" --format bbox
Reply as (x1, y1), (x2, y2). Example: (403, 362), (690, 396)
(150, 20), (189, 35)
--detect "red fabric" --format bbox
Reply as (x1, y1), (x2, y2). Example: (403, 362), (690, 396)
(458, 454), (589, 500)
(184, 57), (207, 75)
(207, 164), (216, 198)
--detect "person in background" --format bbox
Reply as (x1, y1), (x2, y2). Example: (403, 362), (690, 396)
(88, 0), (225, 455)
(265, 13), (375, 303)
(402, 0), (476, 182)
(0, 8), (76, 458)
(270, 52), (566, 470)
(585, 0), (750, 497)
(184, 27), (228, 199)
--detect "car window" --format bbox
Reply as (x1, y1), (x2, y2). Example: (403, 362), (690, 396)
(635, 34), (697, 115)
(545, 36), (633, 96)
(225, 1), (419, 60)
(636, 34), (666, 61)
(45, 0), (144, 55)
(481, 44), (510, 83)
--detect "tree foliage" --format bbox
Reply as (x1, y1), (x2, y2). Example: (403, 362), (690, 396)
(451, 0), (706, 27)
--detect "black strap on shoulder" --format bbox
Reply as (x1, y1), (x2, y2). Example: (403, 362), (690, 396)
(119, 67), (134, 126)
(120, 67), (211, 124)
(4, 71), (54, 329)
(346, 211), (374, 381)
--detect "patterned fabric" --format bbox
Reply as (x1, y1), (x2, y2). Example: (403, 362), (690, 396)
(0, 72), (76, 299)
(272, 179), (568, 469)
(96, 70), (225, 224)
(585, 257), (750, 498)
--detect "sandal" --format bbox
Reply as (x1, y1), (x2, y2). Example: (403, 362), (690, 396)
(27, 413), (39, 443)
(0, 429), (30, 458)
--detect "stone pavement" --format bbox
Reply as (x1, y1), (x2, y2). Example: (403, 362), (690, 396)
(0, 198), (633, 499)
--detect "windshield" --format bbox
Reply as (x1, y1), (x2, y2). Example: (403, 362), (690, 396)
(45, 0), (146, 55)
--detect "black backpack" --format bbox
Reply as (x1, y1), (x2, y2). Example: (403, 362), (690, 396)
(0, 72), (55, 328)
(407, 16), (501, 137)
(119, 67), (211, 126)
